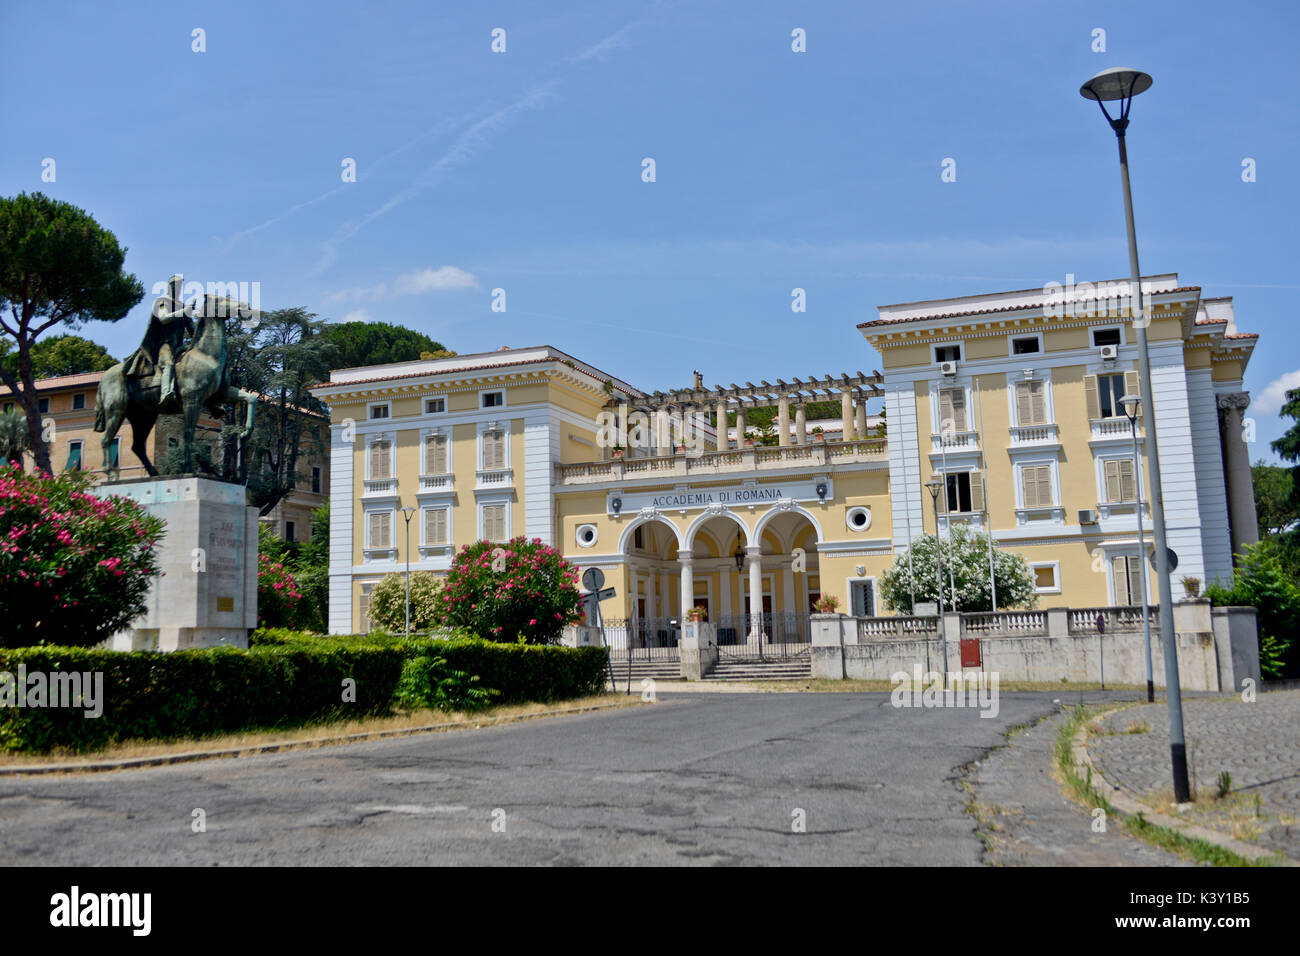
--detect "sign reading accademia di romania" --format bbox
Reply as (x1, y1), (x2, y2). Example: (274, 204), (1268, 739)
(608, 478), (831, 515)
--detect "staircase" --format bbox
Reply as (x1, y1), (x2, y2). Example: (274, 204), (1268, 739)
(607, 658), (681, 683)
(705, 656), (813, 681)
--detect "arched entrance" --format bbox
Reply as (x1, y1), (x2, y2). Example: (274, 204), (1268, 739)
(617, 515), (683, 653)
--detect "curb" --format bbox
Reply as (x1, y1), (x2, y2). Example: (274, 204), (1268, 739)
(0, 700), (640, 777)
(1069, 712), (1295, 866)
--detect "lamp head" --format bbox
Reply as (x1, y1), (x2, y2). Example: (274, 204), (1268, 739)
(925, 478), (942, 500)
(1119, 394), (1141, 422)
(1080, 67), (1153, 134)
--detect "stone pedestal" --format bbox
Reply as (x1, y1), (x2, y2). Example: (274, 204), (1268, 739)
(102, 476), (258, 651)
(680, 622), (717, 680)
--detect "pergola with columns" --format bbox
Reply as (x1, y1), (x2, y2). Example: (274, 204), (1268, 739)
(605, 370), (884, 453)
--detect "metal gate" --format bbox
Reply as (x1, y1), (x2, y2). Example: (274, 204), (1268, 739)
(602, 617), (681, 661)
(712, 612), (812, 660)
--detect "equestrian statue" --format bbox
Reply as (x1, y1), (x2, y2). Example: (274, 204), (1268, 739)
(95, 274), (257, 480)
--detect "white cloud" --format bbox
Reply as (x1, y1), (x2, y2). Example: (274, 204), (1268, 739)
(395, 266), (478, 294)
(325, 283), (388, 304)
(342, 309), (373, 324)
(1256, 370), (1300, 414)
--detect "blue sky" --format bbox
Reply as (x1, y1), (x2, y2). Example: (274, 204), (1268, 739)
(3, 0), (1297, 462)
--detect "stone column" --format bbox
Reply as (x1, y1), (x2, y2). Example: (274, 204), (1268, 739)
(1218, 393), (1259, 564)
(748, 546), (763, 643)
(855, 401), (867, 440)
(794, 404), (807, 445)
(736, 407), (747, 444)
(841, 390), (854, 443)
(679, 551), (694, 624)
(778, 396), (791, 447)
(716, 399), (729, 450)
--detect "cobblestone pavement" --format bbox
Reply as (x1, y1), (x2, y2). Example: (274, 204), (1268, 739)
(1090, 690), (1300, 860)
(968, 705), (1195, 866)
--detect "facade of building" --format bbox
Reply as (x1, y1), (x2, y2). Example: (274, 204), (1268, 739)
(313, 275), (1259, 638)
(2, 370), (330, 541)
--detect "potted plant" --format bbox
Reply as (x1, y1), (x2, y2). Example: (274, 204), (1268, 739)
(813, 594), (840, 614)
(811, 427), (825, 443)
(611, 444), (625, 459)
(1181, 576), (1202, 598)
(687, 605), (708, 622)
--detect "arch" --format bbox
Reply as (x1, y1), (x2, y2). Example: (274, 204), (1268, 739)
(616, 513), (685, 554)
(752, 503), (825, 546)
(683, 508), (752, 552)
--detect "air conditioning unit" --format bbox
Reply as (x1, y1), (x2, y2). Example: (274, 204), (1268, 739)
(940, 360), (958, 377)
(1077, 508), (1098, 525)
(1099, 344), (1119, 362)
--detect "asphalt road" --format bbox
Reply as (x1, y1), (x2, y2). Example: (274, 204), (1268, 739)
(0, 691), (1086, 866)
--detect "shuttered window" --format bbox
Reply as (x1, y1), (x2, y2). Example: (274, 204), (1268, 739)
(1086, 373), (1132, 419)
(1112, 555), (1143, 606)
(368, 511), (392, 549)
(482, 430), (505, 469)
(1020, 465), (1053, 508)
(424, 433), (447, 473)
(66, 442), (82, 471)
(370, 440), (392, 479)
(1015, 380), (1047, 425)
(937, 387), (967, 432)
(424, 508), (448, 545)
(483, 504), (507, 542)
(943, 471), (982, 513)
(1104, 458), (1137, 502)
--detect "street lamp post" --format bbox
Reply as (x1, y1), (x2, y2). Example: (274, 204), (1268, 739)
(925, 478), (947, 674)
(1121, 394), (1155, 703)
(400, 505), (416, 639)
(1081, 67), (1190, 801)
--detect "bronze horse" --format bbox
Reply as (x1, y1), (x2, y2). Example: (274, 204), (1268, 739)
(94, 294), (257, 479)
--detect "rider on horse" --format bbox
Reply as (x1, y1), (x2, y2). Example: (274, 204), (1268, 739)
(121, 293), (193, 411)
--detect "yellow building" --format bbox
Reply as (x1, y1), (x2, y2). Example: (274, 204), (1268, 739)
(313, 275), (1259, 643)
(2, 371), (330, 543)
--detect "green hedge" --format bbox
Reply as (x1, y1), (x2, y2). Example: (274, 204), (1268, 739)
(0, 638), (609, 755)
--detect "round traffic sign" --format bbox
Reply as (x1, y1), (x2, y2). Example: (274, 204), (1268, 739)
(582, 567), (605, 591)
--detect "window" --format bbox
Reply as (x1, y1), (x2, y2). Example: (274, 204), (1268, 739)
(37, 398), (49, 414)
(425, 397), (446, 414)
(424, 433), (448, 473)
(482, 391), (504, 408)
(1014, 380), (1047, 425)
(369, 404), (390, 420)
(1011, 335), (1040, 355)
(1032, 564), (1060, 593)
(368, 512), (392, 549)
(849, 580), (875, 616)
(369, 439), (392, 479)
(1103, 458), (1137, 503)
(285, 521), (296, 542)
(1020, 465), (1053, 508)
(937, 387), (967, 432)
(424, 507), (449, 545)
(66, 441), (82, 471)
(943, 471), (984, 514)
(481, 429), (506, 470)
(72, 393), (86, 410)
(1092, 327), (1122, 347)
(482, 504), (507, 542)
(1086, 372), (1139, 420)
(935, 345), (961, 363)
(311, 466), (322, 494)
(359, 583), (374, 633)
(1112, 555), (1143, 606)
(634, 526), (644, 550)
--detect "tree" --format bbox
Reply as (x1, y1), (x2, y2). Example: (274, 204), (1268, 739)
(0, 193), (143, 473)
(1252, 462), (1299, 537)
(369, 571), (446, 633)
(324, 320), (447, 370)
(0, 333), (116, 380)
(879, 526), (1037, 614)
(440, 537), (582, 644)
(0, 466), (164, 647)
(1206, 540), (1299, 679)
(0, 409), (29, 469)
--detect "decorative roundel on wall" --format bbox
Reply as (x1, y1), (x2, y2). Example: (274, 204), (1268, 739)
(845, 506), (872, 532)
(576, 524), (599, 548)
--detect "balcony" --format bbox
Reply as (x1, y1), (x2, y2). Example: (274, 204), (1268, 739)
(554, 439), (887, 486)
(363, 478), (398, 499)
(418, 472), (455, 492)
(929, 430), (979, 454)
(475, 468), (513, 490)
(1090, 417), (1141, 443)
(1008, 423), (1060, 448)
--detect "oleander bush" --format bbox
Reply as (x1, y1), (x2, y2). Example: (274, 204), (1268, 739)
(0, 466), (165, 648)
(440, 537), (583, 644)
